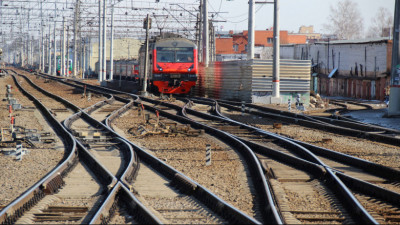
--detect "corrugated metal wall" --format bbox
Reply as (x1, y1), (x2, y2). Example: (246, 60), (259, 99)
(196, 59), (311, 103)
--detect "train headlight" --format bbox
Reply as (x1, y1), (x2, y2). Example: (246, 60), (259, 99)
(156, 64), (163, 71)
(188, 64), (194, 72)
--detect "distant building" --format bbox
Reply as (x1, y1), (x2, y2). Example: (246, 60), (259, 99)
(215, 30), (307, 60)
(88, 38), (142, 75)
(298, 25), (321, 43)
(281, 38), (393, 101)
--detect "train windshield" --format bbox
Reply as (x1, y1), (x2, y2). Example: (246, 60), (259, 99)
(156, 47), (194, 63)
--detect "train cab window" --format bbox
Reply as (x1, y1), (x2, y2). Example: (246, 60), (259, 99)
(176, 51), (193, 62)
(157, 51), (174, 62)
(156, 47), (194, 63)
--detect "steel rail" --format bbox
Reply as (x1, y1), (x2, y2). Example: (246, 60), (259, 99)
(192, 97), (400, 214)
(179, 98), (378, 224)
(193, 97), (400, 178)
(34, 73), (257, 224)
(6, 70), (159, 224)
(199, 98), (400, 146)
(0, 73), (78, 224)
(212, 98), (400, 133)
(102, 97), (263, 224)
(46, 75), (264, 224)
(138, 96), (282, 224)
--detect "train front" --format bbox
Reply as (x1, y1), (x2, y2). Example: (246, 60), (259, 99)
(152, 39), (198, 94)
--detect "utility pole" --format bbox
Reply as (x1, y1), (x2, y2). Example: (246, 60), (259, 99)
(102, 0), (107, 82)
(98, 0), (103, 82)
(82, 38), (86, 78)
(272, 0), (280, 100)
(31, 37), (33, 66)
(48, 21), (52, 74)
(40, 0), (43, 71)
(209, 23), (215, 62)
(141, 14), (151, 95)
(73, 0), (80, 77)
(27, 10), (30, 66)
(202, 0), (209, 67)
(53, 3), (57, 76)
(62, 17), (66, 77)
(388, 0), (400, 116)
(110, 3), (115, 81)
(66, 26), (70, 76)
(196, 12), (201, 61)
(248, 0), (255, 60)
(198, 1), (203, 63)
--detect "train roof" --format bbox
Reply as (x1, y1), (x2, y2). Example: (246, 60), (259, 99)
(154, 38), (197, 48)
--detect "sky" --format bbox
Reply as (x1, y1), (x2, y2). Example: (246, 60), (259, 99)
(207, 0), (395, 34)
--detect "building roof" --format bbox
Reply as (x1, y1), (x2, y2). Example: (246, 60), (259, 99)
(316, 37), (390, 45)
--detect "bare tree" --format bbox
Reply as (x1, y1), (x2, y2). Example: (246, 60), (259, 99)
(324, 0), (364, 40)
(366, 7), (393, 38)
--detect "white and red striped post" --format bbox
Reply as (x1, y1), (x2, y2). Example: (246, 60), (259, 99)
(11, 116), (15, 133)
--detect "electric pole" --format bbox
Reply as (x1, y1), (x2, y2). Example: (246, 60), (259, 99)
(110, 3), (115, 81)
(67, 26), (70, 76)
(73, 0), (80, 77)
(141, 14), (151, 95)
(248, 0), (255, 60)
(48, 21), (52, 74)
(98, 0), (103, 82)
(272, 0), (280, 99)
(102, 0), (107, 82)
(202, 0), (209, 67)
(388, 0), (400, 116)
(62, 17), (66, 77)
(53, 3), (57, 76)
(40, 0), (44, 72)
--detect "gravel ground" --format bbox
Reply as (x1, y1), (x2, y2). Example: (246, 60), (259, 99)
(0, 74), (64, 206)
(112, 107), (258, 219)
(222, 108), (400, 169)
(16, 69), (106, 109)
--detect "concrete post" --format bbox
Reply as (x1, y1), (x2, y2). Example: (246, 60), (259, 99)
(202, 0), (209, 67)
(110, 4), (114, 81)
(272, 0), (281, 101)
(102, 0), (107, 82)
(62, 17), (66, 77)
(66, 27), (70, 77)
(98, 0), (103, 82)
(73, 0), (79, 77)
(48, 23), (52, 74)
(141, 14), (150, 95)
(247, 0), (255, 60)
(388, 0), (400, 116)
(53, 18), (57, 76)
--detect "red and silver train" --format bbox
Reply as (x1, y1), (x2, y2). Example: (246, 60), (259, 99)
(139, 37), (198, 94)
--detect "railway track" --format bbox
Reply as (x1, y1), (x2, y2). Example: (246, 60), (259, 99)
(185, 97), (400, 224)
(111, 96), (373, 223)
(208, 98), (400, 146)
(0, 69), (160, 224)
(13, 69), (400, 224)
(72, 82), (264, 224)
(7, 69), (263, 224)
